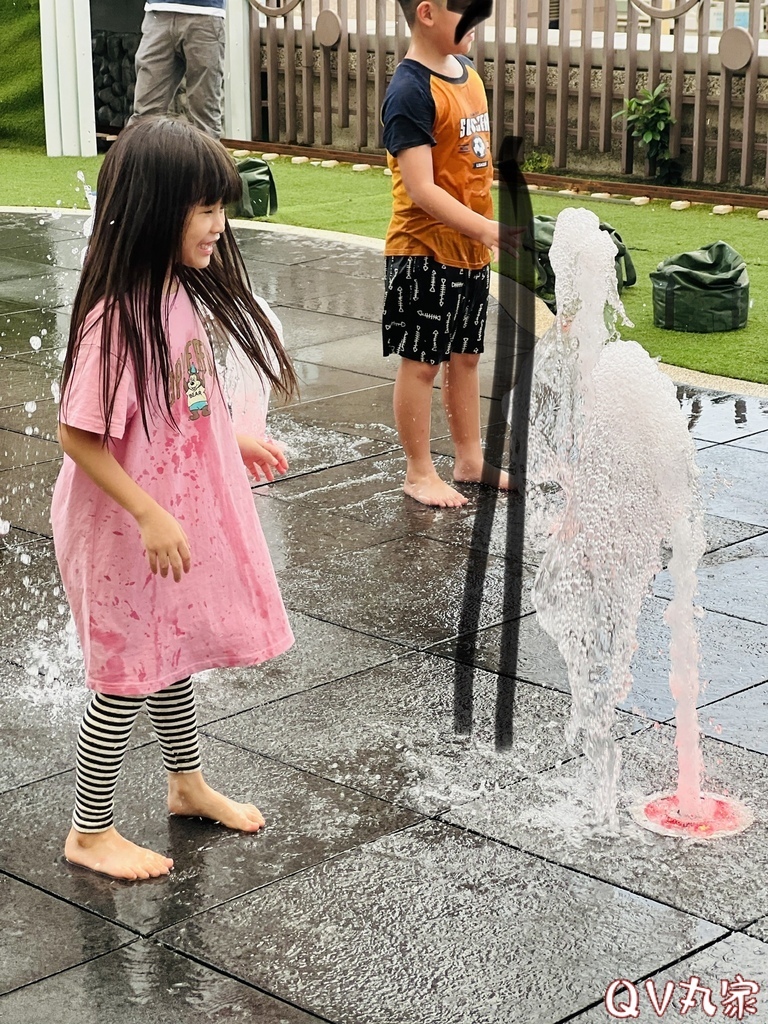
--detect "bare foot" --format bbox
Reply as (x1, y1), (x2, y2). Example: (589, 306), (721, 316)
(64, 826), (174, 881)
(168, 772), (265, 833)
(453, 461), (518, 491)
(403, 471), (468, 508)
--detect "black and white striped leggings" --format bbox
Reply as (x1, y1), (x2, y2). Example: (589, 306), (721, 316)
(73, 676), (201, 833)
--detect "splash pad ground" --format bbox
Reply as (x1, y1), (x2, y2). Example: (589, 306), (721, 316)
(1, 210), (768, 1022)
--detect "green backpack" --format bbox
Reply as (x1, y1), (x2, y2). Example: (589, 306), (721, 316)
(524, 214), (637, 312)
(233, 157), (278, 218)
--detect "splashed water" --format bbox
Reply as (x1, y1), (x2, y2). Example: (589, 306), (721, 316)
(524, 207), (750, 837)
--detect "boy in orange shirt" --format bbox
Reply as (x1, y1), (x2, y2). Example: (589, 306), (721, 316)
(382, 0), (520, 507)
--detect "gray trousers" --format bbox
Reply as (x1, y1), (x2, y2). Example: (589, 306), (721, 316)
(128, 11), (226, 138)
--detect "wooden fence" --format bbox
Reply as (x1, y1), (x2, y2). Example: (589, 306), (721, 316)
(245, 0), (768, 188)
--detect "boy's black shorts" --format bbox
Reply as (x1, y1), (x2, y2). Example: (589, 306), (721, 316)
(382, 255), (491, 364)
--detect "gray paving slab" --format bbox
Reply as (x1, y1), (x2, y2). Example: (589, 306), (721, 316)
(0, 540), (64, 662)
(158, 819), (725, 1024)
(677, 386), (768, 442)
(266, 415), (397, 479)
(0, 735), (420, 935)
(0, 873), (133, 995)
(270, 305), (382, 347)
(731, 428), (768, 453)
(253, 491), (407, 571)
(0, 397), (58, 440)
(291, 333), (397, 381)
(431, 596), (768, 722)
(654, 532), (768, 625)
(281, 360), (391, 405)
(205, 652), (642, 813)
(0, 355), (58, 408)
(696, 443), (768, 527)
(572, 930), (768, 1022)
(0, 939), (325, 1023)
(0, 459), (59, 535)
(275, 533), (530, 648)
(4, 235), (88, 272)
(698, 680), (768, 754)
(0, 306), (68, 357)
(747, 918), (768, 943)
(243, 262), (382, 321)
(447, 724), (768, 929)
(0, 269), (79, 312)
(0, 427), (60, 469)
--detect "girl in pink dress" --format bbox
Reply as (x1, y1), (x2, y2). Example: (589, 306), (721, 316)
(51, 117), (297, 881)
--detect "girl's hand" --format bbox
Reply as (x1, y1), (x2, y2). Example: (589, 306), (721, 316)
(237, 434), (289, 482)
(482, 221), (526, 263)
(136, 506), (192, 582)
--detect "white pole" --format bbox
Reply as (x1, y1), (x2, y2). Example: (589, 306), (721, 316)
(39, 0), (96, 157)
(224, 0), (253, 140)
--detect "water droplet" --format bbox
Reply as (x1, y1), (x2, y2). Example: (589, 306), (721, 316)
(24, 401), (37, 414)
(29, 336), (42, 351)
(51, 381), (61, 404)
(0, 520), (9, 535)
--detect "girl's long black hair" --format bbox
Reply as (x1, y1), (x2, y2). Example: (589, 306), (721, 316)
(61, 116), (298, 441)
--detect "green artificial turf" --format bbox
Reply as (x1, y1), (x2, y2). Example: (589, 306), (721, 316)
(2, 148), (767, 382)
(0, 0), (45, 148)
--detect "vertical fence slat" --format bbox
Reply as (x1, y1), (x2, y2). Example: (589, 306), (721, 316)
(692, 0), (710, 181)
(355, 0), (368, 147)
(320, 0), (332, 145)
(266, 8), (279, 138)
(577, 0), (593, 150)
(474, 15), (487, 86)
(374, 0), (387, 147)
(740, 0), (760, 185)
(598, 0), (616, 152)
(553, 0), (570, 167)
(492, 0), (508, 158)
(285, 9), (298, 142)
(249, 4), (263, 141)
(302, 0), (315, 144)
(716, 0), (736, 182)
(338, 0), (350, 126)
(620, 0), (639, 174)
(669, 2), (686, 157)
(533, 0), (548, 146)
(513, 0), (527, 139)
(395, 0), (407, 63)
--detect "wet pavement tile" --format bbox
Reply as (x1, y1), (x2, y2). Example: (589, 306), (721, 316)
(0, 874), (133, 995)
(279, 361), (391, 406)
(747, 918), (768, 943)
(0, 938), (324, 1023)
(572, 930), (768, 1021)
(0, 458), (60, 535)
(0, 269), (80, 312)
(447, 724), (768, 929)
(0, 397), (58, 441)
(270, 306), (382, 347)
(243, 262), (382, 321)
(698, 680), (768, 754)
(0, 212), (87, 240)
(204, 652), (640, 813)
(0, 427), (60, 469)
(275, 533), (530, 647)
(677, 386), (768, 443)
(233, 230), (332, 267)
(253, 491), (406, 571)
(431, 596), (768, 722)
(0, 256), (64, 285)
(0, 540), (65, 662)
(4, 235), (88, 273)
(158, 819), (724, 1024)
(0, 735), (420, 935)
(194, 611), (402, 721)
(654, 532), (768, 625)
(266, 415), (397, 479)
(696, 444), (768, 528)
(0, 306), (69, 358)
(291, 333), (396, 381)
(0, 355), (59, 408)
(731, 428), (768, 453)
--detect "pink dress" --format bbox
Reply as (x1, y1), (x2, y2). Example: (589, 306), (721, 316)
(51, 288), (294, 696)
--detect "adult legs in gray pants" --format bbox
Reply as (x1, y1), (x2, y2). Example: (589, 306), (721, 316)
(128, 11), (226, 138)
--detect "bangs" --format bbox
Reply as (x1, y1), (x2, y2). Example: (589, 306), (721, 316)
(194, 136), (243, 207)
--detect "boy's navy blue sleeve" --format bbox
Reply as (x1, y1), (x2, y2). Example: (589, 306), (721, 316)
(382, 62), (436, 156)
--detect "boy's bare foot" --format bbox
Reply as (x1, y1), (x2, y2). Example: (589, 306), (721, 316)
(64, 826), (174, 880)
(453, 461), (518, 491)
(168, 772), (265, 832)
(403, 472), (468, 508)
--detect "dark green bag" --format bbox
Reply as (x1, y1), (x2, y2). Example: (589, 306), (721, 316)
(650, 241), (749, 332)
(523, 214), (637, 312)
(234, 157), (278, 218)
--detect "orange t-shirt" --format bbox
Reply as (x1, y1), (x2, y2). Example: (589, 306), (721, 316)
(382, 56), (493, 270)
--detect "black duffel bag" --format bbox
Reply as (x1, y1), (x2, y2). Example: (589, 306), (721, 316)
(650, 241), (749, 332)
(233, 157), (278, 218)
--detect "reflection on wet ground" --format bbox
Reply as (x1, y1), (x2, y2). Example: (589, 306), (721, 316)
(1, 212), (767, 1022)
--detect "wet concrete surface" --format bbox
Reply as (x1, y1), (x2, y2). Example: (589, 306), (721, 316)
(1, 212), (767, 1021)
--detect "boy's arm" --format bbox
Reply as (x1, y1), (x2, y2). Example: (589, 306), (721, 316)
(58, 422), (191, 581)
(398, 145), (521, 260)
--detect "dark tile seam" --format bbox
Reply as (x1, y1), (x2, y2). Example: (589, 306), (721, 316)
(0, 939), (138, 1001)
